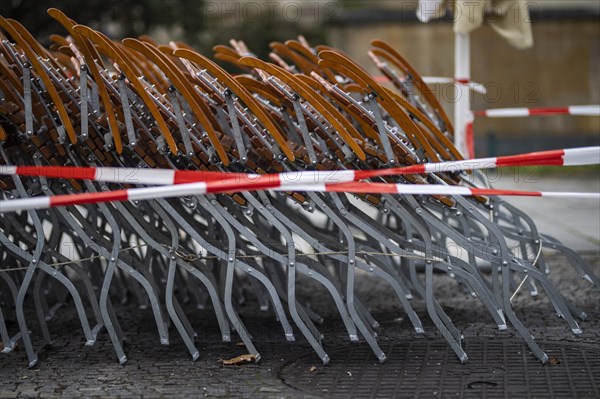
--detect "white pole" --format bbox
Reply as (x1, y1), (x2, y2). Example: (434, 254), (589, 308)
(454, 31), (471, 158)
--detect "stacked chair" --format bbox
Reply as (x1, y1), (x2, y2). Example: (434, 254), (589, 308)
(0, 9), (596, 368)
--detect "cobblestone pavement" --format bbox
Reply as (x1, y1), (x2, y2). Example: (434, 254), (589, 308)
(0, 253), (598, 398)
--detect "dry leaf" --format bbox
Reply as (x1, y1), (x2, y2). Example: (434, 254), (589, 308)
(548, 357), (560, 365)
(221, 354), (257, 365)
(259, 387), (281, 393)
(347, 371), (352, 377)
(235, 342), (245, 347)
(309, 366), (317, 372)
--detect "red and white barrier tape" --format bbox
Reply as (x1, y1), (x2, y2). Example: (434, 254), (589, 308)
(465, 120), (475, 159)
(474, 105), (600, 118)
(1, 147), (597, 186)
(1, 180), (598, 213)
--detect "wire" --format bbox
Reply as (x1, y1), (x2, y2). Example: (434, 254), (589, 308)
(0, 244), (437, 272)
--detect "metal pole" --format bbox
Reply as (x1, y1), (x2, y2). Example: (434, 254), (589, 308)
(454, 31), (471, 157)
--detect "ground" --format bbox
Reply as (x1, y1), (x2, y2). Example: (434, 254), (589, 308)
(0, 254), (598, 398)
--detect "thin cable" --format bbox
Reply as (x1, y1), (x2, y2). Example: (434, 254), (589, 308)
(0, 245), (437, 272)
(0, 244), (149, 272)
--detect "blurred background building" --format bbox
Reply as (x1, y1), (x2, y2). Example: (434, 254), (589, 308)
(1, 0), (598, 156)
(330, 0), (599, 156)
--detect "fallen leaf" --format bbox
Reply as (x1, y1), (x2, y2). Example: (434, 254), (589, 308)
(309, 366), (317, 372)
(221, 354), (257, 365)
(235, 342), (245, 347)
(548, 357), (560, 365)
(259, 387), (281, 393)
(347, 371), (352, 377)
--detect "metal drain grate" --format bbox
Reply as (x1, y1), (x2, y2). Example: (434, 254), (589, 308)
(278, 340), (600, 398)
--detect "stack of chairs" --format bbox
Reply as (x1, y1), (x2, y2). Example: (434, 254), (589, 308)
(0, 9), (596, 368)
